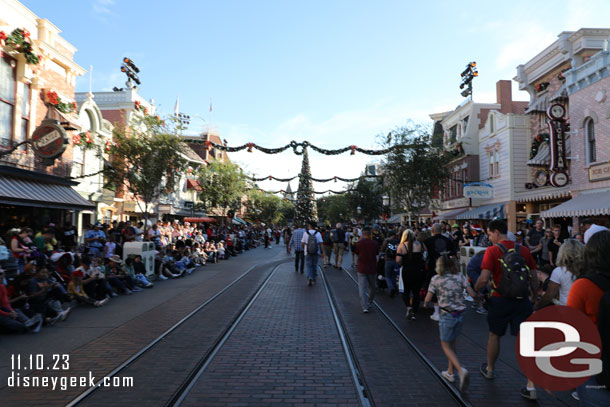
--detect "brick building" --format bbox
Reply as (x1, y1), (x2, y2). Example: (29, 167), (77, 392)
(541, 44), (610, 229)
(0, 0), (92, 234)
(514, 28), (610, 234)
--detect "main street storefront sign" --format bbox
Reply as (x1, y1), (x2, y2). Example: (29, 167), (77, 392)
(30, 119), (68, 165)
(441, 197), (469, 210)
(547, 104), (569, 187)
(464, 182), (494, 199)
(589, 161), (610, 182)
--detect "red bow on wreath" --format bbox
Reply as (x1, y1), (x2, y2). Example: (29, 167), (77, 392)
(268, 176), (272, 180)
(350, 145), (357, 155)
(204, 140), (212, 151)
(247, 142), (254, 153)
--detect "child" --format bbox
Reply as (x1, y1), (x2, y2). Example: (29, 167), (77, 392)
(424, 254), (477, 392)
(68, 270), (108, 307)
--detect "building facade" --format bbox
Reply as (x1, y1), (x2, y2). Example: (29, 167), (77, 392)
(514, 28), (610, 233)
(541, 42), (610, 230)
(1, 0), (92, 235)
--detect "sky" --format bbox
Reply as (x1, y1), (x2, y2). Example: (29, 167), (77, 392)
(19, 0), (610, 195)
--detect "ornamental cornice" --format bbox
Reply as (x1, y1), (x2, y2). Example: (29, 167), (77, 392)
(34, 39), (86, 76)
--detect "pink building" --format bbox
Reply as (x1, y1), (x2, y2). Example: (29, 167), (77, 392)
(541, 46), (610, 229)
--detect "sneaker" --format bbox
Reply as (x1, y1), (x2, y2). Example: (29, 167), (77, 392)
(441, 370), (455, 383)
(47, 314), (61, 326)
(430, 313), (440, 322)
(363, 309), (369, 313)
(110, 291), (118, 297)
(60, 307), (72, 321)
(408, 309), (416, 320)
(30, 317), (43, 333)
(405, 306), (412, 318)
(98, 297), (109, 306)
(124, 289), (133, 295)
(458, 368), (469, 392)
(480, 363), (494, 379)
(520, 387), (537, 400)
(158, 274), (168, 280)
(307, 279), (313, 286)
(475, 305), (488, 314)
(24, 313), (42, 329)
(145, 282), (154, 288)
(132, 286), (143, 292)
(186, 267), (195, 274)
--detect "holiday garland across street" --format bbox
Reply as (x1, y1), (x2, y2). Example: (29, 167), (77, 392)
(248, 174), (382, 182)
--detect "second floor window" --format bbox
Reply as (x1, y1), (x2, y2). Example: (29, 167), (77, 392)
(0, 55), (16, 148)
(586, 118), (596, 163)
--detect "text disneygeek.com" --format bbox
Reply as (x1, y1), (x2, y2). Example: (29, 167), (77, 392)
(7, 354), (133, 391)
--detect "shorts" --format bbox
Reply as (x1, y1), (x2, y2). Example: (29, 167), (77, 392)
(351, 244), (358, 254)
(323, 245), (333, 257)
(487, 296), (532, 336)
(334, 243), (345, 257)
(439, 313), (464, 342)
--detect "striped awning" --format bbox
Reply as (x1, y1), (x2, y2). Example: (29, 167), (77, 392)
(527, 138), (571, 167)
(540, 189), (610, 218)
(455, 202), (506, 220)
(433, 208), (468, 221)
(525, 93), (549, 113)
(0, 175), (94, 210)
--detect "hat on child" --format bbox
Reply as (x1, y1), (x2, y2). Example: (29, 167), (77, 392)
(109, 254), (123, 264)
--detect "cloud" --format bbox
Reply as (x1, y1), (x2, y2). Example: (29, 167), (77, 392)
(92, 0), (115, 22)
(495, 24), (555, 71)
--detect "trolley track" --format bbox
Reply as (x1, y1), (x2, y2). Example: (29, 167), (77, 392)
(68, 259), (290, 407)
(324, 265), (471, 407)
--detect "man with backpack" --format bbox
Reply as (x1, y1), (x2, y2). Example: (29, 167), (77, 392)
(332, 223), (348, 269)
(321, 226), (334, 267)
(475, 219), (539, 400)
(301, 221), (323, 286)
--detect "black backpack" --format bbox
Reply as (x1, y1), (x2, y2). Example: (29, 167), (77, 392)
(323, 231), (333, 245)
(583, 274), (610, 388)
(493, 243), (531, 299)
(306, 232), (319, 255)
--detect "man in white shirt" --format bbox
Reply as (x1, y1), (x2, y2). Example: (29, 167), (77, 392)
(301, 221), (323, 286)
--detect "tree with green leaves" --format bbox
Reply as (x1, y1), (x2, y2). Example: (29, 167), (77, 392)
(104, 115), (188, 231)
(346, 178), (383, 224)
(196, 160), (248, 221)
(316, 194), (351, 225)
(380, 123), (450, 219)
(294, 148), (318, 226)
(244, 189), (294, 225)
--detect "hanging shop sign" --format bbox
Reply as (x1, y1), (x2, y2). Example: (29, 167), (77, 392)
(463, 182), (494, 199)
(589, 161), (610, 182)
(30, 119), (68, 165)
(546, 104), (569, 187)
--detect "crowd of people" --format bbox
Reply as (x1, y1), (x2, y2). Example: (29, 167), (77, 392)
(283, 217), (610, 404)
(0, 219), (266, 335)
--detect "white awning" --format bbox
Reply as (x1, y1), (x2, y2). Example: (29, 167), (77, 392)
(433, 208), (468, 221)
(527, 138), (571, 167)
(455, 202), (507, 220)
(387, 213), (407, 224)
(526, 93), (549, 113)
(540, 189), (610, 218)
(550, 84), (568, 102)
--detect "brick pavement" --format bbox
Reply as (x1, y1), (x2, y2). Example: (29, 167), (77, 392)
(0, 247), (289, 406)
(322, 267), (461, 407)
(340, 260), (579, 407)
(79, 259), (289, 406)
(181, 262), (361, 407)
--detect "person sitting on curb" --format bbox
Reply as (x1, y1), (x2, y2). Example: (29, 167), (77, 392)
(0, 267), (43, 333)
(68, 269), (109, 307)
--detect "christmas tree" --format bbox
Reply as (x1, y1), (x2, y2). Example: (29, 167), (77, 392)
(295, 147), (318, 226)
